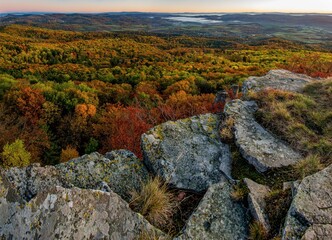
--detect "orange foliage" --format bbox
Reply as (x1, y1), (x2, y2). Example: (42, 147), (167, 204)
(60, 145), (79, 163)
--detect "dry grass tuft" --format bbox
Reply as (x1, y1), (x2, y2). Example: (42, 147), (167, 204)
(220, 117), (235, 142)
(294, 155), (324, 179)
(130, 177), (177, 230)
(231, 180), (249, 202)
(249, 221), (269, 240)
(136, 229), (170, 240)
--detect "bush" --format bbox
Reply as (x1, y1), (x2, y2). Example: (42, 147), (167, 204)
(60, 145), (79, 163)
(130, 177), (176, 230)
(294, 155), (323, 179)
(1, 139), (31, 168)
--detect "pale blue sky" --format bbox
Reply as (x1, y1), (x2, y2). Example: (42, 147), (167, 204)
(1, 0), (331, 13)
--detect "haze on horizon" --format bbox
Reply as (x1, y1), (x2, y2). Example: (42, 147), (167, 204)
(1, 0), (331, 14)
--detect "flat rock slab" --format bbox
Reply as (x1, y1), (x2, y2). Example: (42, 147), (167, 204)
(242, 69), (316, 96)
(141, 113), (231, 192)
(176, 182), (248, 240)
(0, 184), (166, 239)
(224, 100), (301, 172)
(282, 164), (332, 240)
(3, 150), (148, 202)
(244, 178), (271, 231)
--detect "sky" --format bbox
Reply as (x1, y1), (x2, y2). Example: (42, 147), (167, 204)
(1, 0), (332, 13)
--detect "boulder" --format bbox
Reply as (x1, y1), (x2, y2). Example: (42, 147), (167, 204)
(0, 185), (166, 239)
(242, 69), (316, 97)
(176, 182), (248, 240)
(57, 150), (149, 202)
(224, 100), (301, 172)
(141, 113), (231, 192)
(3, 163), (62, 201)
(282, 164), (332, 239)
(244, 178), (271, 231)
(3, 150), (149, 202)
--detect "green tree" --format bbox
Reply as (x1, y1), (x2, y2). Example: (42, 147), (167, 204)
(1, 139), (31, 168)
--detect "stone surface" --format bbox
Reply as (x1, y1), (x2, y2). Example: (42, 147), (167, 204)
(141, 113), (231, 192)
(57, 150), (149, 201)
(176, 182), (248, 240)
(224, 99), (301, 172)
(0, 183), (166, 240)
(3, 150), (149, 202)
(242, 69), (316, 97)
(244, 178), (271, 231)
(282, 164), (332, 240)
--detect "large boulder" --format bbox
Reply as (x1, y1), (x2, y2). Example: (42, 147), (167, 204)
(242, 69), (316, 97)
(224, 100), (301, 172)
(0, 185), (166, 239)
(244, 178), (271, 231)
(282, 164), (332, 240)
(176, 182), (248, 240)
(57, 150), (149, 201)
(141, 114), (231, 192)
(3, 150), (149, 202)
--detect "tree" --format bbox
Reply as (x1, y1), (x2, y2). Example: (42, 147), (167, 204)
(1, 139), (31, 168)
(60, 145), (79, 163)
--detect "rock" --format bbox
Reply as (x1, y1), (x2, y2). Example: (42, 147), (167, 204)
(224, 99), (301, 172)
(141, 113), (231, 192)
(3, 150), (149, 202)
(283, 180), (301, 197)
(3, 163), (62, 201)
(302, 224), (332, 240)
(242, 69), (316, 97)
(57, 150), (149, 201)
(0, 185), (166, 239)
(282, 164), (332, 239)
(176, 182), (248, 240)
(244, 178), (271, 231)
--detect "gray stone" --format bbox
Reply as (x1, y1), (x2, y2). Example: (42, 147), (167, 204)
(244, 178), (271, 231)
(56, 150), (149, 202)
(176, 182), (248, 240)
(141, 113), (231, 192)
(282, 164), (332, 240)
(283, 180), (302, 198)
(302, 224), (332, 240)
(0, 185), (166, 240)
(242, 69), (316, 97)
(3, 150), (149, 202)
(224, 100), (301, 172)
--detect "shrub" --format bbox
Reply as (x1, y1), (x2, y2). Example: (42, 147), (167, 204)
(60, 145), (79, 163)
(1, 139), (31, 168)
(294, 155), (323, 179)
(130, 177), (176, 230)
(220, 117), (235, 142)
(249, 221), (268, 240)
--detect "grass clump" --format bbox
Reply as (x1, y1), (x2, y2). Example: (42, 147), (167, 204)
(249, 221), (269, 240)
(130, 177), (177, 231)
(220, 117), (235, 143)
(250, 79), (332, 165)
(294, 155), (324, 179)
(136, 229), (170, 240)
(265, 189), (292, 237)
(231, 180), (250, 202)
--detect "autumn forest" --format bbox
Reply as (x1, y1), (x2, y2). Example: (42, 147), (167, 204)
(0, 23), (331, 167)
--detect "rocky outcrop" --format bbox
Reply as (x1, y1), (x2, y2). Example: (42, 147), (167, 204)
(142, 114), (231, 192)
(0, 183), (166, 239)
(282, 164), (332, 240)
(57, 150), (149, 201)
(244, 178), (270, 231)
(224, 99), (301, 172)
(3, 150), (148, 202)
(176, 182), (248, 240)
(242, 69), (316, 97)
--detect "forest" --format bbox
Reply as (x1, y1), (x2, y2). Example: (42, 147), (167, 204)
(0, 24), (331, 167)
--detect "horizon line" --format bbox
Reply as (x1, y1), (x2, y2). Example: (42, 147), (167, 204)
(1, 11), (332, 14)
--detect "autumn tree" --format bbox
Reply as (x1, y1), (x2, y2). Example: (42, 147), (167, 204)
(1, 139), (31, 168)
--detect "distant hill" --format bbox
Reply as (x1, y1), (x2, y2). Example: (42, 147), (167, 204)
(0, 13), (331, 49)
